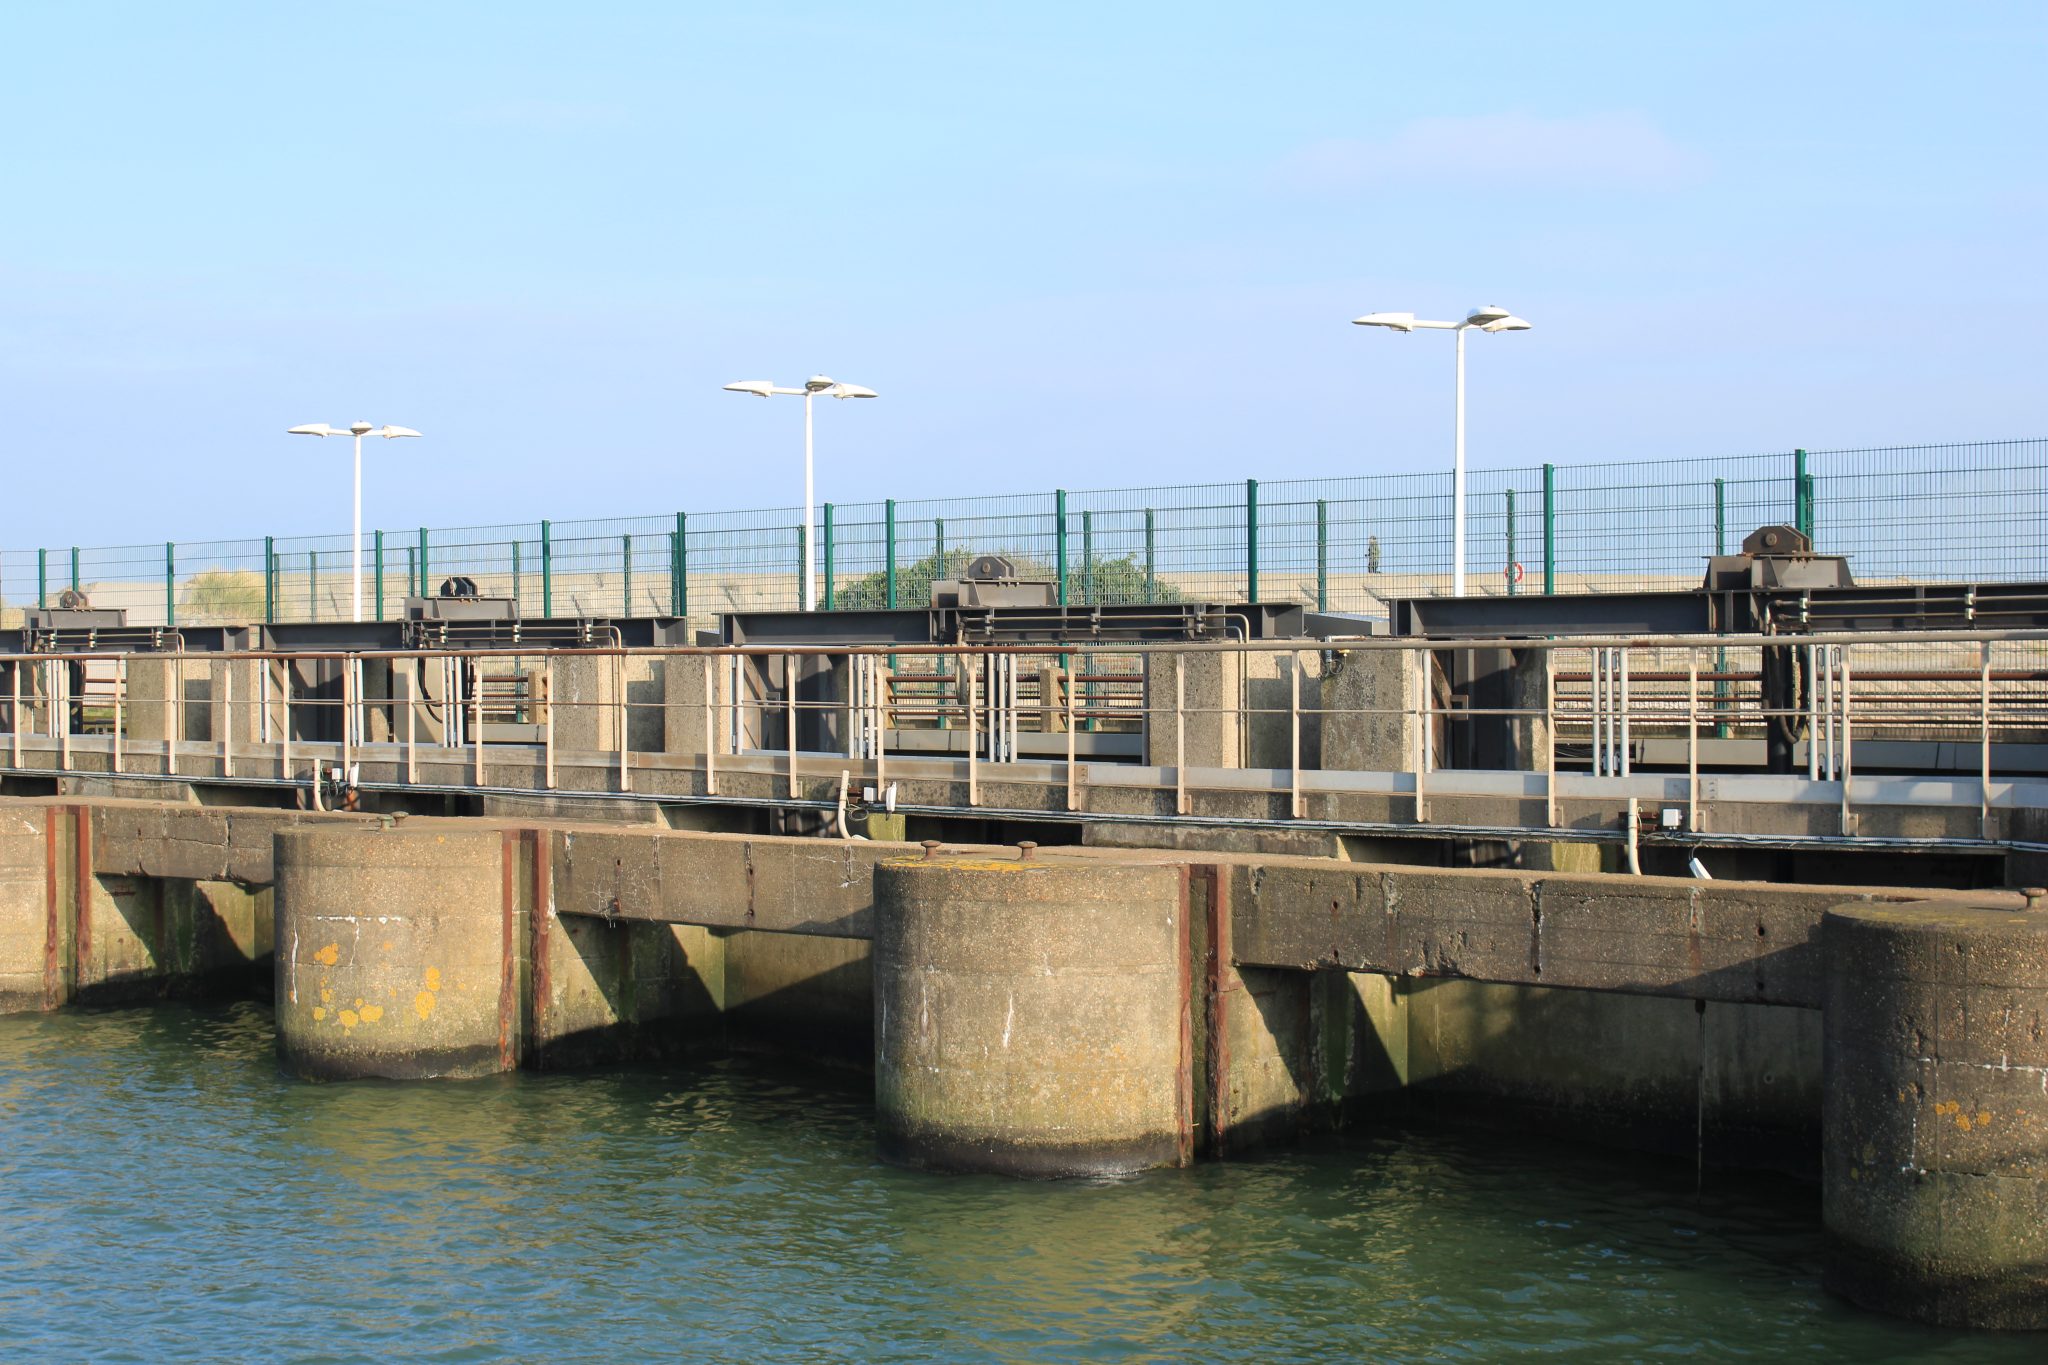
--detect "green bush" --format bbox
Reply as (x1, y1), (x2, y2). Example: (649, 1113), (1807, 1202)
(183, 569), (266, 623)
(834, 549), (1181, 610)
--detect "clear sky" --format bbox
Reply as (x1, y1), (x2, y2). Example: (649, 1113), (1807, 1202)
(2, 2), (2042, 546)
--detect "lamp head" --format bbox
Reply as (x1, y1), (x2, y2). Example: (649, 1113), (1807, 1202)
(1464, 305), (1516, 326)
(348, 421), (374, 437)
(803, 375), (835, 393)
(723, 380), (777, 398)
(1352, 311), (1416, 333)
(827, 383), (877, 399)
(286, 423), (339, 437)
(376, 425), (422, 438)
(1478, 314), (1531, 332)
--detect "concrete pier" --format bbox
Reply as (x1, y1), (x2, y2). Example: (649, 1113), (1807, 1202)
(1822, 902), (2048, 1329)
(873, 853), (1190, 1176)
(274, 826), (512, 1081)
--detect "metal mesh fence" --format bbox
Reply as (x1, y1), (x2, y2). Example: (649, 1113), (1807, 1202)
(5, 440), (2042, 627)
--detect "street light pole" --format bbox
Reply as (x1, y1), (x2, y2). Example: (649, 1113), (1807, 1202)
(287, 421), (422, 621)
(1352, 305), (1531, 597)
(723, 376), (878, 612)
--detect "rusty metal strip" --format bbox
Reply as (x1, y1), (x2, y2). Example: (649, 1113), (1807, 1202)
(1175, 866), (1196, 1167)
(72, 807), (91, 992)
(1202, 863), (1231, 1156)
(528, 829), (553, 1068)
(498, 829), (518, 1071)
(42, 816), (59, 1010)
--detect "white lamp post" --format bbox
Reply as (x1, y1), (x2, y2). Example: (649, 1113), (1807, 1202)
(722, 376), (878, 611)
(1352, 306), (1531, 596)
(286, 421), (422, 621)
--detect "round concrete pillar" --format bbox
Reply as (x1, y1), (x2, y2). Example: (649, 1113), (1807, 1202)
(1823, 902), (2048, 1328)
(0, 810), (51, 1014)
(275, 826), (512, 1081)
(873, 854), (1188, 1177)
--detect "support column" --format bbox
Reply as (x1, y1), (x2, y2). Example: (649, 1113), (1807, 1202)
(1823, 902), (2048, 1328)
(872, 853), (1190, 1176)
(274, 827), (513, 1080)
(0, 808), (53, 1013)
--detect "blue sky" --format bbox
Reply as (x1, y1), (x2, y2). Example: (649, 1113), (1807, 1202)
(1, 2), (2042, 545)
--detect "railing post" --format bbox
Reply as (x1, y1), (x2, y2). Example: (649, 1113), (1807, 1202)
(1082, 510), (1095, 605)
(540, 519), (553, 617)
(1245, 478), (1260, 603)
(934, 517), (945, 582)
(673, 511), (687, 618)
(406, 546), (417, 600)
(373, 530), (384, 621)
(418, 528), (430, 596)
(264, 536), (276, 624)
(1144, 507), (1156, 604)
(1315, 499), (1328, 612)
(794, 522), (805, 610)
(510, 539), (521, 613)
(623, 532), (634, 616)
(1541, 463), (1557, 594)
(69, 546), (79, 593)
(1055, 489), (1068, 606)
(309, 550), (318, 620)
(36, 549), (46, 609)
(822, 503), (836, 610)
(884, 499), (898, 609)
(165, 542), (176, 626)
(1505, 488), (1518, 596)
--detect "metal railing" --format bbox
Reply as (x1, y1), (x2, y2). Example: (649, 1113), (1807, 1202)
(7, 630), (2048, 855)
(4, 440), (2044, 630)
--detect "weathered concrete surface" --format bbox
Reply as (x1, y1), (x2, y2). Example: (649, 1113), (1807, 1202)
(0, 807), (53, 1012)
(274, 826), (511, 1081)
(1319, 647), (1422, 776)
(1224, 861), (1991, 1009)
(873, 856), (1189, 1176)
(724, 930), (872, 1060)
(1822, 903), (2048, 1328)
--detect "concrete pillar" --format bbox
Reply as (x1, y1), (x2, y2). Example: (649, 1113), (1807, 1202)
(0, 809), (51, 1013)
(1144, 650), (1240, 769)
(274, 826), (512, 1080)
(872, 853), (1189, 1176)
(1822, 902), (2048, 1328)
(124, 657), (178, 746)
(1319, 646), (1421, 774)
(661, 651), (733, 763)
(552, 654), (619, 754)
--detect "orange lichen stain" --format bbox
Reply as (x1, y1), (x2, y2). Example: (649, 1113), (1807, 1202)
(314, 943), (340, 967)
(1957, 1112), (1974, 1132)
(424, 967), (443, 992)
(311, 1007), (326, 1022)
(339, 1009), (359, 1029)
(414, 990), (436, 1020)
(1978, 1111), (1993, 1127)
(353, 998), (363, 1009)
(1897, 1088), (1909, 1103)
(320, 988), (333, 1006)
(359, 1005), (384, 1024)
(1935, 1101), (1961, 1117)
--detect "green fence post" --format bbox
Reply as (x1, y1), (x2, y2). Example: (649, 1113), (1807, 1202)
(540, 520), (553, 617)
(934, 517), (946, 580)
(165, 542), (176, 626)
(373, 531), (385, 621)
(418, 528), (430, 596)
(1714, 477), (1729, 738)
(69, 547), (79, 594)
(36, 549), (46, 609)
(1541, 463), (1557, 594)
(1081, 510), (1095, 605)
(309, 550), (318, 620)
(623, 533), (634, 616)
(1314, 499), (1328, 612)
(1055, 490), (1068, 606)
(884, 500), (898, 609)
(1143, 508), (1156, 604)
(1505, 489), (1518, 596)
(510, 540), (521, 613)
(264, 536), (276, 623)
(1794, 448), (1813, 539)
(794, 523), (806, 610)
(406, 547), (417, 602)
(822, 504), (836, 610)
(673, 512), (687, 618)
(1245, 479), (1260, 602)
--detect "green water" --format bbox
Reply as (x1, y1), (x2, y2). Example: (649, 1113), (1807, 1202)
(0, 1002), (2033, 1363)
